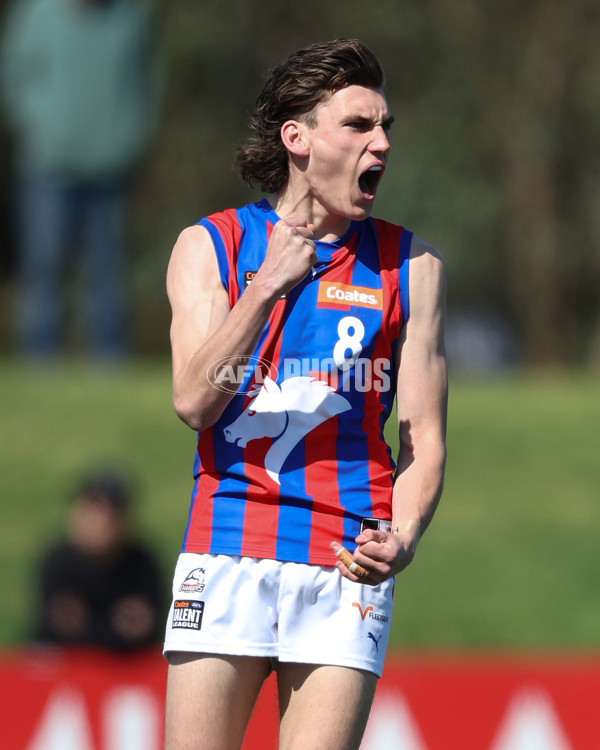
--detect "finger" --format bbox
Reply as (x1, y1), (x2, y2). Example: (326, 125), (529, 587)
(292, 225), (316, 242)
(355, 528), (388, 544)
(281, 216), (307, 226)
(336, 565), (381, 587)
(333, 544), (369, 579)
(279, 217), (316, 240)
(279, 217), (313, 232)
(335, 563), (362, 585)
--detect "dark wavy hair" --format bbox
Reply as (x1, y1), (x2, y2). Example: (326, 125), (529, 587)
(236, 39), (385, 194)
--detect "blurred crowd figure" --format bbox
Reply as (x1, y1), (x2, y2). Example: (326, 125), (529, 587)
(0, 0), (160, 360)
(34, 469), (164, 652)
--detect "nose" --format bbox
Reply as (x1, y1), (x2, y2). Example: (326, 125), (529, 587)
(371, 125), (391, 156)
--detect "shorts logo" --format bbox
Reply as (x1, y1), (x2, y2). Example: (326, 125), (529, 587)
(172, 600), (204, 630)
(318, 281), (383, 310)
(352, 602), (389, 623)
(352, 603), (373, 621)
(179, 567), (206, 593)
(368, 632), (382, 651)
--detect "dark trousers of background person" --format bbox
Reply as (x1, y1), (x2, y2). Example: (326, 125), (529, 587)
(14, 173), (130, 360)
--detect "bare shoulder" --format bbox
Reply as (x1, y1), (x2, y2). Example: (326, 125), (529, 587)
(168, 224), (216, 274)
(409, 233), (445, 273)
(167, 224), (230, 378)
(408, 234), (446, 312)
(166, 224), (222, 302)
(396, 234), (448, 411)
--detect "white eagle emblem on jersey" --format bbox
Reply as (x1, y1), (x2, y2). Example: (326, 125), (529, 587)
(223, 375), (351, 484)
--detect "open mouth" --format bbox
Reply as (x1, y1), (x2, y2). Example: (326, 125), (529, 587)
(358, 165), (384, 198)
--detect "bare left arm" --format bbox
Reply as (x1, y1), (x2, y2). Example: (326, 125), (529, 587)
(334, 236), (448, 584)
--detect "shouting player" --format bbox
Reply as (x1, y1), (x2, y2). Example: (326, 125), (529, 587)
(164, 38), (447, 750)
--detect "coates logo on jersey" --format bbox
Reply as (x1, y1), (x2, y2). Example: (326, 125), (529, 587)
(179, 567), (206, 593)
(317, 281), (383, 310)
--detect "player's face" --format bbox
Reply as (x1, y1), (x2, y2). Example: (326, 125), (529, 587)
(303, 85), (393, 224)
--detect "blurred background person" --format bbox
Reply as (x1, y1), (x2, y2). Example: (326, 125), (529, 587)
(34, 469), (165, 652)
(0, 0), (160, 361)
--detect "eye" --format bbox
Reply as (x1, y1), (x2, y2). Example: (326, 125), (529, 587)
(347, 120), (370, 132)
(382, 116), (395, 133)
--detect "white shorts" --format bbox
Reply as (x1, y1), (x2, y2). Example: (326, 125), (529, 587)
(164, 553), (395, 677)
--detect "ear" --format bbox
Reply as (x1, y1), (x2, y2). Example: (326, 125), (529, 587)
(280, 120), (310, 158)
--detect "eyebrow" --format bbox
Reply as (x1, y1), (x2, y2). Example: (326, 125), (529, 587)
(342, 114), (395, 129)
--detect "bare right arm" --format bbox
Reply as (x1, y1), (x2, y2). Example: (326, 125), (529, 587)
(166, 219), (316, 431)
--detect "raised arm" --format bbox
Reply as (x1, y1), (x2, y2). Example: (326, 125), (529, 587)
(166, 219), (317, 431)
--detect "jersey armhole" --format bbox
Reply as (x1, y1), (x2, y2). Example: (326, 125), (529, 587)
(398, 228), (412, 328)
(197, 217), (229, 293)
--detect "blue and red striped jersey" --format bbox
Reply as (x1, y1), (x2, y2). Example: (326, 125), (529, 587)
(180, 199), (412, 565)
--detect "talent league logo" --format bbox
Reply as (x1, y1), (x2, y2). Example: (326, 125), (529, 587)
(171, 600), (204, 631)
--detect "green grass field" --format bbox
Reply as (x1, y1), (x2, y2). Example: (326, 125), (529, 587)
(1, 359), (599, 650)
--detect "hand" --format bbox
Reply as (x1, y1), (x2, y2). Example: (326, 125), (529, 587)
(253, 218), (317, 298)
(330, 523), (420, 586)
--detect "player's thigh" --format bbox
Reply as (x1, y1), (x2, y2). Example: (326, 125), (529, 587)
(277, 663), (378, 750)
(165, 651), (271, 750)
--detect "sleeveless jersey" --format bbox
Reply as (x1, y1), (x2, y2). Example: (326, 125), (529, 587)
(181, 199), (412, 566)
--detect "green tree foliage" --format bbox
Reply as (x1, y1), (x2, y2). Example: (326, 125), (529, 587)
(5, 0), (598, 364)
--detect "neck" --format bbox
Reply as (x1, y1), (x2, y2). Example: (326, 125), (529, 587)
(268, 187), (351, 243)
